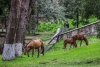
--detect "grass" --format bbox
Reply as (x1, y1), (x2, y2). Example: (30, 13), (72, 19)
(0, 36), (100, 67)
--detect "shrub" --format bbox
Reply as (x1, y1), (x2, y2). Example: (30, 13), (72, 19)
(36, 22), (63, 33)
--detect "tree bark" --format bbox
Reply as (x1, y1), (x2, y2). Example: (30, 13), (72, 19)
(2, 0), (35, 60)
(15, 0), (30, 56)
(15, 0), (35, 56)
(2, 0), (17, 60)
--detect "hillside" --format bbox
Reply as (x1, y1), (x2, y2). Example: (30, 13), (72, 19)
(0, 36), (100, 67)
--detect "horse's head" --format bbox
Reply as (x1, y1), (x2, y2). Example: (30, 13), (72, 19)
(23, 47), (30, 55)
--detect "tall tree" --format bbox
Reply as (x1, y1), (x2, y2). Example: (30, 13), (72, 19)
(64, 0), (83, 28)
(2, 0), (34, 60)
(26, 0), (67, 34)
(84, 0), (100, 19)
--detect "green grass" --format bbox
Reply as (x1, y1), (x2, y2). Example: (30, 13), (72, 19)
(0, 36), (100, 67)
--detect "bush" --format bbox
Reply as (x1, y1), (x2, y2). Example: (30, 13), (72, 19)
(36, 22), (63, 33)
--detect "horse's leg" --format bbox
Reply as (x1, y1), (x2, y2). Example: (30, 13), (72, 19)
(27, 52), (29, 57)
(37, 48), (39, 58)
(32, 49), (34, 57)
(63, 42), (67, 49)
(70, 44), (72, 49)
(80, 40), (82, 46)
(83, 38), (88, 46)
(73, 39), (77, 48)
(74, 42), (77, 48)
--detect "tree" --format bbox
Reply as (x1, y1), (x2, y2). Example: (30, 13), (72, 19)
(2, 0), (34, 61)
(26, 0), (67, 34)
(0, 0), (11, 15)
(84, 0), (100, 19)
(39, 0), (66, 23)
(0, 0), (11, 32)
(64, 0), (83, 28)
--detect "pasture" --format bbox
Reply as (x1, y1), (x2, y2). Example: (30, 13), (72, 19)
(0, 36), (100, 67)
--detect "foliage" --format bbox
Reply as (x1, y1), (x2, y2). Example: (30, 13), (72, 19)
(35, 0), (67, 23)
(26, 0), (67, 34)
(63, 0), (99, 28)
(64, 0), (87, 28)
(36, 22), (63, 33)
(83, 0), (100, 19)
(0, 36), (100, 67)
(26, 15), (38, 34)
(0, 0), (10, 15)
(67, 17), (97, 29)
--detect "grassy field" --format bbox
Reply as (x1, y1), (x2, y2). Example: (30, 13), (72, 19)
(0, 36), (100, 67)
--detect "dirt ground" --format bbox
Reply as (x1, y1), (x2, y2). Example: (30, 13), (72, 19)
(0, 32), (54, 51)
(0, 32), (54, 45)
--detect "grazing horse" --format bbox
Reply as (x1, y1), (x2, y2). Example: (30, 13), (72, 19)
(23, 39), (44, 57)
(63, 38), (77, 49)
(72, 34), (88, 46)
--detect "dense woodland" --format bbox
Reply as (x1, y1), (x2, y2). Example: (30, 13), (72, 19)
(0, 0), (100, 62)
(0, 0), (100, 31)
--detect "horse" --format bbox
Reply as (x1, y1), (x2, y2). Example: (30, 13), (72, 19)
(63, 38), (77, 49)
(72, 34), (88, 46)
(23, 39), (44, 57)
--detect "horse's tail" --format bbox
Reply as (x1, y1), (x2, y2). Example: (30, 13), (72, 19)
(41, 45), (44, 55)
(40, 40), (44, 55)
(83, 37), (88, 46)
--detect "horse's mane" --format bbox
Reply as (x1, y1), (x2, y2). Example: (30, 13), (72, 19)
(25, 40), (33, 48)
(24, 39), (42, 48)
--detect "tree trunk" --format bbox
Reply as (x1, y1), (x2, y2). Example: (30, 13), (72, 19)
(2, 0), (17, 60)
(15, 0), (35, 56)
(2, 0), (35, 60)
(15, 0), (29, 56)
(76, 8), (79, 28)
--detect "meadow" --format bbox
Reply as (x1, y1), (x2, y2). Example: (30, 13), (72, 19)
(0, 17), (99, 67)
(0, 36), (100, 67)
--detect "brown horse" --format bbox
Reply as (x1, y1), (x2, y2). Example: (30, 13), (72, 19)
(23, 39), (44, 57)
(72, 34), (88, 46)
(63, 38), (77, 49)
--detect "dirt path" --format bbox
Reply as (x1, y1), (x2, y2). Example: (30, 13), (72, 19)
(25, 32), (54, 43)
(0, 32), (54, 51)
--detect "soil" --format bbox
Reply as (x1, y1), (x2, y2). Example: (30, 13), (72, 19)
(0, 32), (54, 51)
(0, 32), (54, 45)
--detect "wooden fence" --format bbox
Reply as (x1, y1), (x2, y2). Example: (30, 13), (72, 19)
(48, 20), (100, 45)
